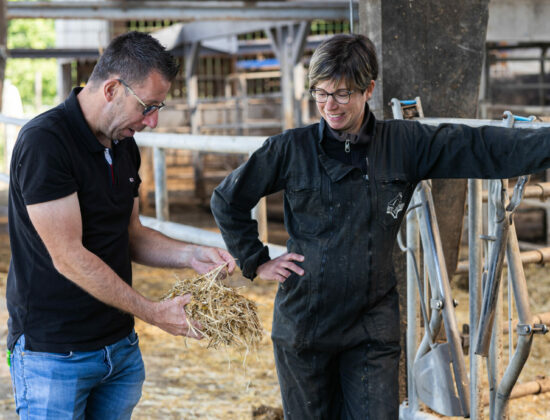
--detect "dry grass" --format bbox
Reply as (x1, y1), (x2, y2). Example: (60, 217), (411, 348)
(161, 264), (263, 351)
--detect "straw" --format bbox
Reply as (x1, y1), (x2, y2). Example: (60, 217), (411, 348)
(161, 264), (264, 350)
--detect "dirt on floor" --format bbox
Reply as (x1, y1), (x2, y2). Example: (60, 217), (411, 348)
(0, 203), (548, 419)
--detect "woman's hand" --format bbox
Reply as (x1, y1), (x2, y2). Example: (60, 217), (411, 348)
(256, 253), (305, 283)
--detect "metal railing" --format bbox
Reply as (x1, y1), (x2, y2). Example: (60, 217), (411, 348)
(392, 100), (550, 420)
(0, 114), (286, 258)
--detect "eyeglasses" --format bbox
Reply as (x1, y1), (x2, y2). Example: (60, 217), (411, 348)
(118, 79), (165, 116)
(310, 88), (355, 105)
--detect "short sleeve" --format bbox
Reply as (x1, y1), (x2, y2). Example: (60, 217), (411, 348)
(12, 127), (78, 205)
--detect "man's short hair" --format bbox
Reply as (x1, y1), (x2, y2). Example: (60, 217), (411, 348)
(88, 31), (179, 86)
(308, 34), (378, 92)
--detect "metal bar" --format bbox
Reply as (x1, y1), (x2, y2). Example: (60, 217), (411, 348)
(502, 311), (550, 334)
(483, 184), (550, 202)
(468, 179), (484, 420)
(456, 245), (550, 274)
(7, 1), (358, 21)
(5, 113), (550, 132)
(134, 132), (265, 153)
(0, 114), (27, 126)
(139, 215), (286, 257)
(475, 180), (509, 356)
(153, 147), (169, 221)
(492, 222), (535, 418)
(481, 103), (550, 114)
(415, 182), (470, 416)
(487, 179), (505, 416)
(390, 98), (404, 119)
(483, 376), (550, 405)
(417, 117), (550, 128)
(406, 206), (421, 412)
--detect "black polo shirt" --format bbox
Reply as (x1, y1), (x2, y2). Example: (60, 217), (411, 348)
(7, 87), (142, 352)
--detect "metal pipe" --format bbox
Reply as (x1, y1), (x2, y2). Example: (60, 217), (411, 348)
(487, 179), (506, 417)
(135, 131), (265, 154)
(5, 113), (550, 132)
(475, 181), (509, 356)
(415, 182), (470, 416)
(7, 1), (358, 21)
(502, 311), (550, 333)
(418, 117), (550, 128)
(468, 178), (484, 420)
(493, 222), (536, 418)
(0, 114), (27, 126)
(483, 376), (550, 405)
(406, 205), (420, 412)
(482, 183), (550, 201)
(153, 147), (169, 221)
(139, 215), (286, 258)
(456, 246), (550, 273)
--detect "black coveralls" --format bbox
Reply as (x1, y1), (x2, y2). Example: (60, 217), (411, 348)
(211, 109), (550, 419)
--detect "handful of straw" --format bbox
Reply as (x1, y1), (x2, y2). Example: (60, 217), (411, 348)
(161, 264), (264, 350)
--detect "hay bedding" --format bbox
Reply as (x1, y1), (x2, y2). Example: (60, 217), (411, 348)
(161, 264), (264, 350)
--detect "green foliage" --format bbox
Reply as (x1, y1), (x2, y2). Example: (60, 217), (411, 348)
(5, 18), (57, 112)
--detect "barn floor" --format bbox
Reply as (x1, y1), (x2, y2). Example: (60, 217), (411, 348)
(0, 199), (548, 419)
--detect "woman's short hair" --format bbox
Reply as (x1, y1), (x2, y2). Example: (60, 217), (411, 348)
(88, 31), (179, 86)
(308, 33), (378, 92)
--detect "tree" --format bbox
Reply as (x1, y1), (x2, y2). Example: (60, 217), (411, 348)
(6, 17), (57, 112)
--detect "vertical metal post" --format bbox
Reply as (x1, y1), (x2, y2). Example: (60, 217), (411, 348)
(153, 147), (169, 221)
(486, 181), (506, 419)
(406, 209), (420, 412)
(468, 178), (484, 420)
(282, 26), (294, 130)
(539, 47), (546, 107)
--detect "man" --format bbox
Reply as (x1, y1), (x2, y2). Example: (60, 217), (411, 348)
(7, 31), (235, 419)
(211, 33), (550, 419)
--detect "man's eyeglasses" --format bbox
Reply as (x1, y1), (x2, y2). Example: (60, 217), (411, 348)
(118, 79), (165, 116)
(310, 89), (355, 105)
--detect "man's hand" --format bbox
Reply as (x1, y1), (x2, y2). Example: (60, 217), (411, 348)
(256, 252), (305, 283)
(151, 294), (203, 339)
(189, 246), (236, 275)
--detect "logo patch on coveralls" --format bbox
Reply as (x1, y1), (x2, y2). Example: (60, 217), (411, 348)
(386, 192), (405, 219)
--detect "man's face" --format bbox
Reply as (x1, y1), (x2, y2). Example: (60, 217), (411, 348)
(108, 71), (171, 141)
(314, 79), (373, 134)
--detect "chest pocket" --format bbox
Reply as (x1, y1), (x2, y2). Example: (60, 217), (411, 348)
(285, 176), (324, 235)
(376, 178), (413, 229)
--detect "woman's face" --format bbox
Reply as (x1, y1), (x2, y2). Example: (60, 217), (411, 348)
(314, 79), (375, 134)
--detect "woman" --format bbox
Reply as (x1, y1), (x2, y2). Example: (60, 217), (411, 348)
(211, 33), (550, 419)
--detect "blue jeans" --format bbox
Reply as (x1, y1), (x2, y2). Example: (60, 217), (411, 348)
(9, 331), (145, 420)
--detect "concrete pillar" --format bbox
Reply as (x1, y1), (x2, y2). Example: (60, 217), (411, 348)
(359, 0), (490, 411)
